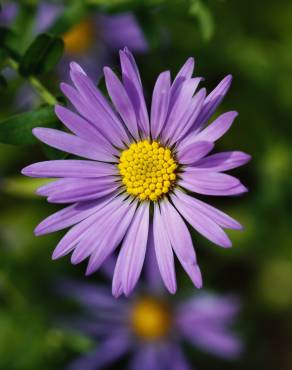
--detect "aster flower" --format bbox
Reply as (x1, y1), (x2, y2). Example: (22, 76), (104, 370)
(60, 11), (148, 81)
(1, 1), (148, 109)
(1, 1), (148, 79)
(22, 48), (250, 296)
(60, 274), (242, 370)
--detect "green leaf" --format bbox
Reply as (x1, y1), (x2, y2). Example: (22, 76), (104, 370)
(2, 177), (51, 199)
(19, 33), (64, 77)
(189, 0), (215, 41)
(0, 106), (60, 145)
(0, 27), (19, 57)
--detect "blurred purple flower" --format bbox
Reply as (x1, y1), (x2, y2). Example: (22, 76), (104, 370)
(0, 2), (17, 26)
(60, 269), (242, 370)
(22, 49), (250, 296)
(1, 1), (148, 108)
(59, 12), (148, 81)
(1, 1), (148, 80)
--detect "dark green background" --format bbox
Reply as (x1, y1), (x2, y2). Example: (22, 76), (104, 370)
(0, 0), (292, 369)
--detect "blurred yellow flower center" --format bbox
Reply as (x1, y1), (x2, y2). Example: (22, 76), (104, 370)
(118, 140), (177, 201)
(63, 19), (94, 54)
(131, 297), (171, 340)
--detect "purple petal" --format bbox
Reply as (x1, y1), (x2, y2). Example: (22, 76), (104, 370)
(104, 66), (139, 139)
(68, 333), (131, 370)
(123, 47), (141, 82)
(171, 193), (232, 247)
(75, 199), (137, 270)
(69, 66), (130, 145)
(163, 78), (201, 143)
(129, 344), (163, 370)
(180, 177), (248, 196)
(45, 178), (118, 204)
(101, 13), (148, 52)
(177, 141), (214, 165)
(119, 49), (150, 136)
(180, 171), (245, 193)
(70, 196), (133, 265)
(153, 203), (177, 294)
(58, 280), (125, 312)
(193, 151), (252, 171)
(172, 87), (206, 143)
(176, 293), (242, 359)
(0, 3), (18, 25)
(61, 81), (128, 148)
(170, 57), (195, 103)
(37, 177), (114, 197)
(144, 222), (165, 293)
(22, 160), (117, 178)
(195, 111), (238, 141)
(167, 345), (192, 370)
(193, 75), (233, 131)
(180, 325), (242, 359)
(54, 105), (118, 155)
(177, 293), (240, 324)
(150, 71), (171, 139)
(33, 128), (115, 162)
(160, 200), (202, 288)
(112, 203), (150, 297)
(70, 61), (86, 75)
(34, 196), (113, 236)
(174, 190), (242, 230)
(52, 195), (124, 259)
(34, 2), (62, 33)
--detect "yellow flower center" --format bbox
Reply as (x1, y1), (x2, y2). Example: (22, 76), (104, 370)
(118, 140), (177, 201)
(131, 297), (171, 340)
(62, 19), (95, 55)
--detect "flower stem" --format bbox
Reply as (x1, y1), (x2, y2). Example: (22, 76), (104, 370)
(7, 58), (57, 106)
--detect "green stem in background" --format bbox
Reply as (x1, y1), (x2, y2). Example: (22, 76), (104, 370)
(7, 58), (57, 106)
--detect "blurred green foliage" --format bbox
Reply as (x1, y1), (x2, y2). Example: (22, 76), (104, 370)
(0, 0), (292, 369)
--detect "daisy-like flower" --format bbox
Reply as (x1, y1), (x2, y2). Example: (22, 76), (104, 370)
(22, 48), (250, 296)
(1, 2), (148, 109)
(1, 1), (148, 80)
(60, 273), (242, 370)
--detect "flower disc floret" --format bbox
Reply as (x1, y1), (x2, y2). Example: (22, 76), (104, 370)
(131, 297), (171, 340)
(118, 140), (177, 201)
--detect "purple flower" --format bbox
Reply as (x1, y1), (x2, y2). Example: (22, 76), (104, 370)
(0, 2), (18, 26)
(1, 1), (148, 81)
(22, 49), (251, 296)
(60, 275), (242, 370)
(59, 11), (148, 81)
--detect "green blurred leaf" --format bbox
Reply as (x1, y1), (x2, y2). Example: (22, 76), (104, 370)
(2, 176), (51, 198)
(0, 49), (8, 68)
(0, 106), (59, 145)
(12, 3), (37, 54)
(0, 27), (19, 57)
(189, 0), (214, 41)
(0, 27), (14, 48)
(19, 33), (64, 77)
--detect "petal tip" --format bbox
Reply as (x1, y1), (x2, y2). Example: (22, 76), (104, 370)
(52, 249), (61, 260)
(32, 127), (42, 138)
(21, 166), (31, 177)
(34, 227), (42, 236)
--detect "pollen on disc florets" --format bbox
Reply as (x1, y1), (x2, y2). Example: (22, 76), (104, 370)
(118, 140), (178, 201)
